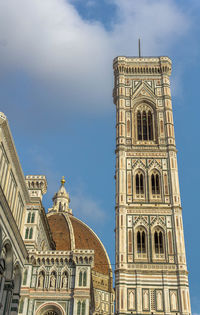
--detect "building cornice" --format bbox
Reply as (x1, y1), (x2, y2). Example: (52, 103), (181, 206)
(0, 113), (30, 203)
(113, 56), (172, 76)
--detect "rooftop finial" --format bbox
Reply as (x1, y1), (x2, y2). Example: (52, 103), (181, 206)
(138, 38), (141, 58)
(61, 176), (66, 185)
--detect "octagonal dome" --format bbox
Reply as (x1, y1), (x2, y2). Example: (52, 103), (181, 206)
(47, 213), (111, 276)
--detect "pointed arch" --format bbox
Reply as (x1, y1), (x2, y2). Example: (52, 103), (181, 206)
(79, 271), (83, 286)
(29, 227), (33, 239)
(31, 212), (35, 223)
(153, 226), (165, 256)
(77, 301), (81, 315)
(83, 271), (87, 286)
(135, 226), (147, 256)
(27, 212), (31, 223)
(137, 111), (142, 140)
(150, 169), (161, 197)
(135, 102), (155, 141)
(82, 301), (86, 315)
(134, 169), (145, 198)
(25, 227), (29, 239)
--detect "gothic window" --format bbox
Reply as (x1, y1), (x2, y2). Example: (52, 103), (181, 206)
(27, 212), (31, 223)
(137, 229), (146, 253)
(137, 112), (142, 140)
(31, 213), (35, 223)
(83, 271), (87, 286)
(135, 172), (144, 195)
(142, 111), (147, 140)
(154, 230), (164, 254)
(77, 301), (86, 315)
(148, 111), (153, 139)
(29, 227), (33, 239)
(79, 271), (82, 286)
(151, 172), (160, 195)
(79, 270), (87, 286)
(82, 301), (86, 315)
(25, 228), (29, 239)
(137, 109), (154, 141)
(77, 301), (81, 315)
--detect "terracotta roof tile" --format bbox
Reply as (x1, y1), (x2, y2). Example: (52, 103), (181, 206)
(47, 213), (110, 275)
(48, 214), (71, 251)
(70, 216), (109, 275)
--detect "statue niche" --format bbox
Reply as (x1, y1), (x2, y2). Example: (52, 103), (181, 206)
(61, 272), (68, 289)
(50, 271), (57, 289)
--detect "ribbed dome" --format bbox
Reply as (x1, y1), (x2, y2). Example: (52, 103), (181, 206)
(47, 213), (110, 275)
(48, 213), (71, 251)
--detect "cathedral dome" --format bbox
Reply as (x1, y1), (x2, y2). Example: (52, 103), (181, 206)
(47, 213), (110, 275)
(47, 178), (111, 277)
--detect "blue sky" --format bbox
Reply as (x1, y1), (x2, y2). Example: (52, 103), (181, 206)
(0, 0), (200, 312)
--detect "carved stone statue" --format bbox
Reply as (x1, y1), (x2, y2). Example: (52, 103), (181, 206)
(62, 273), (68, 289)
(50, 273), (56, 289)
(38, 273), (44, 288)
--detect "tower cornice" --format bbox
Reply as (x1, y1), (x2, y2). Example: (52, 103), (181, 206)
(113, 56), (172, 76)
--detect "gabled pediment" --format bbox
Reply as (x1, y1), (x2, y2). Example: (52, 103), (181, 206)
(132, 82), (156, 100)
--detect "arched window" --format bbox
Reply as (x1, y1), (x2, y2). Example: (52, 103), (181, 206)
(82, 301), (86, 315)
(137, 109), (154, 141)
(151, 172), (160, 195)
(77, 301), (86, 315)
(77, 301), (81, 315)
(135, 172), (144, 195)
(148, 111), (153, 140)
(154, 230), (164, 254)
(31, 213), (35, 223)
(137, 229), (146, 253)
(137, 112), (142, 140)
(27, 212), (31, 223)
(142, 111), (147, 140)
(29, 228), (33, 239)
(25, 228), (29, 239)
(79, 271), (83, 286)
(137, 231), (141, 253)
(83, 271), (87, 286)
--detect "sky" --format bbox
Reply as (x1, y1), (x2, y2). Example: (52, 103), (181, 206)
(0, 0), (200, 312)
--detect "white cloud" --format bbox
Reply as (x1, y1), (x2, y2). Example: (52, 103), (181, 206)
(71, 190), (106, 223)
(112, 0), (189, 55)
(0, 0), (190, 115)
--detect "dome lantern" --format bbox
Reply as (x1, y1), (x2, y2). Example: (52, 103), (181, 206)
(48, 177), (72, 215)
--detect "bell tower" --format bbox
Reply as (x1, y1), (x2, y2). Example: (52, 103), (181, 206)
(113, 56), (191, 314)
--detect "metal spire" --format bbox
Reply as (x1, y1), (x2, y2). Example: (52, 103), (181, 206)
(138, 38), (141, 58)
